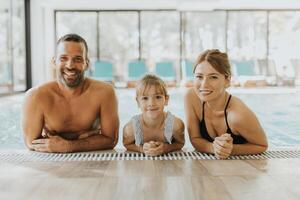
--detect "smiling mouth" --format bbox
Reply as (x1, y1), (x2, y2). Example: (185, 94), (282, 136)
(147, 108), (159, 111)
(199, 90), (213, 95)
(64, 71), (78, 79)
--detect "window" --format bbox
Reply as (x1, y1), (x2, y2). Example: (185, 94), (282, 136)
(99, 11), (139, 79)
(0, 0), (26, 94)
(183, 11), (226, 61)
(141, 11), (180, 72)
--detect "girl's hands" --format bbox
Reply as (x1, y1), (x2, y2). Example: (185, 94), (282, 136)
(143, 141), (165, 156)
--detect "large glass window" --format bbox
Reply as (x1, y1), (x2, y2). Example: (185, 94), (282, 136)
(0, 0), (26, 94)
(269, 11), (300, 82)
(56, 12), (98, 60)
(54, 10), (300, 85)
(182, 11), (226, 61)
(140, 11), (180, 73)
(227, 11), (268, 82)
(0, 2), (10, 93)
(12, 0), (26, 91)
(227, 12), (267, 61)
(99, 12), (139, 80)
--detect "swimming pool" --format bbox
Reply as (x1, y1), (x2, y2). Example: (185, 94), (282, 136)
(1, 87), (300, 149)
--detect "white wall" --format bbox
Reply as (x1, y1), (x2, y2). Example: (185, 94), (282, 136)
(30, 0), (300, 86)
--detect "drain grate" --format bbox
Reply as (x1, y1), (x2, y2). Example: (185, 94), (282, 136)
(0, 150), (300, 162)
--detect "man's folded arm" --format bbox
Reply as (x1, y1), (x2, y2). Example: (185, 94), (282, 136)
(21, 89), (44, 150)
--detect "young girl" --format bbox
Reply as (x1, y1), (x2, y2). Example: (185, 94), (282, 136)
(123, 74), (185, 156)
(184, 49), (268, 159)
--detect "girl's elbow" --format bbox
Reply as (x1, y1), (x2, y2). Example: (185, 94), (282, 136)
(190, 140), (199, 150)
(261, 142), (268, 152)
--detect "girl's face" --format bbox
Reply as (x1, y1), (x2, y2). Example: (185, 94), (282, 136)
(136, 85), (169, 119)
(193, 61), (230, 102)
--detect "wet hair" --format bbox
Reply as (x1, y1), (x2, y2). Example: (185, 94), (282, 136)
(136, 74), (168, 98)
(193, 49), (231, 78)
(56, 33), (90, 67)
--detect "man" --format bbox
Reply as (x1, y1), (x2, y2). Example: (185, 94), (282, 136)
(22, 33), (119, 153)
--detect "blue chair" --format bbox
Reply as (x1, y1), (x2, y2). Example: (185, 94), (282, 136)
(92, 60), (113, 82)
(155, 61), (176, 81)
(128, 60), (147, 81)
(233, 60), (256, 76)
(231, 60), (267, 87)
(182, 60), (194, 80)
(180, 60), (194, 87)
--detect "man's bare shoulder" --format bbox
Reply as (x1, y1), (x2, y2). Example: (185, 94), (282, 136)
(87, 78), (115, 96)
(25, 81), (57, 101)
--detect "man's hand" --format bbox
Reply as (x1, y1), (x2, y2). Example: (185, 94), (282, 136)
(78, 129), (101, 139)
(143, 141), (165, 156)
(32, 134), (71, 153)
(42, 127), (100, 140)
(212, 133), (233, 159)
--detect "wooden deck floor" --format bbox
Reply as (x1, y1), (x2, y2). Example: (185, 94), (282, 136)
(1, 150), (300, 200)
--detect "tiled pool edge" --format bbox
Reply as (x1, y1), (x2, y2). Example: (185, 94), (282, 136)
(1, 148), (300, 161)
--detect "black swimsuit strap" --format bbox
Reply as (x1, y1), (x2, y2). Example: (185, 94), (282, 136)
(202, 101), (205, 117)
(224, 94), (232, 131)
(202, 94), (232, 130)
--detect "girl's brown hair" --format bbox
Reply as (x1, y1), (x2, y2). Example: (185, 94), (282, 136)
(136, 74), (168, 98)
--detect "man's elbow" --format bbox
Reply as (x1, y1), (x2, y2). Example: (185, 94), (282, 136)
(24, 138), (34, 151)
(111, 138), (118, 149)
(107, 134), (118, 149)
(260, 142), (268, 153)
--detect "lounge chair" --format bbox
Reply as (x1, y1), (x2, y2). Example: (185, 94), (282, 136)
(180, 59), (194, 87)
(257, 59), (278, 86)
(231, 60), (268, 87)
(127, 60), (147, 88)
(290, 59), (300, 85)
(92, 60), (114, 83)
(155, 61), (176, 87)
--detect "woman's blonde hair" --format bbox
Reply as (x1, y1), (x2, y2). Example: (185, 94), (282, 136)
(193, 49), (231, 78)
(136, 74), (168, 98)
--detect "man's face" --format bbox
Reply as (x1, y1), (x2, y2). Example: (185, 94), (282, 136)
(56, 41), (88, 88)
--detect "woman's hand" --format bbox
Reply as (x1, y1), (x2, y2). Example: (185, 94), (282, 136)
(213, 133), (233, 159)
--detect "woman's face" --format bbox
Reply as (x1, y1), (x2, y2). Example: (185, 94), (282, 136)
(193, 61), (230, 102)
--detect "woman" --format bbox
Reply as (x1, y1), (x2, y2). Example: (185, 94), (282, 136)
(184, 49), (268, 159)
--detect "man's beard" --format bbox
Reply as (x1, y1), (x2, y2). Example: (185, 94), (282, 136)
(58, 69), (84, 88)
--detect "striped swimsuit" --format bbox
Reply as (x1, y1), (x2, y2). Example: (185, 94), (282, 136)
(132, 111), (175, 145)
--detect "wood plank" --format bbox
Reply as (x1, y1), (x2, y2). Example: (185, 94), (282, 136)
(1, 157), (300, 199)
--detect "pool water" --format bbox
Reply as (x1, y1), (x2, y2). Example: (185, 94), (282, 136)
(1, 88), (300, 149)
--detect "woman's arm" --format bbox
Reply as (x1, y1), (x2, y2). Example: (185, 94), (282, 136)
(229, 102), (268, 155)
(184, 89), (214, 153)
